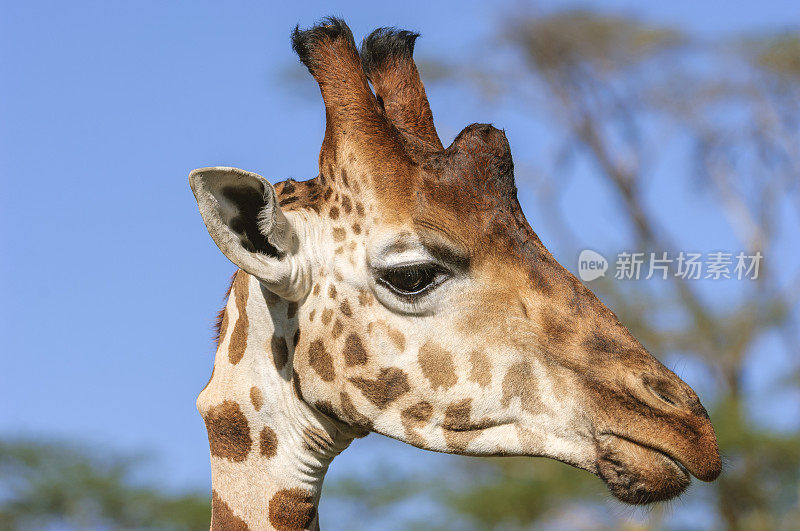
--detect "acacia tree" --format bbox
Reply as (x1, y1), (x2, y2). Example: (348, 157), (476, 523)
(329, 11), (800, 530)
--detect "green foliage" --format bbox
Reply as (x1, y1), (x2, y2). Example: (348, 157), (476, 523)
(508, 10), (684, 74)
(0, 438), (210, 530)
(442, 457), (603, 527)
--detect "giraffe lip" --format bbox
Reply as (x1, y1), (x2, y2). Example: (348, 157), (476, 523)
(595, 433), (691, 504)
(605, 433), (690, 477)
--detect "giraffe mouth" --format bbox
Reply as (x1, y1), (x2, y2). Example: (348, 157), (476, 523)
(594, 433), (690, 505)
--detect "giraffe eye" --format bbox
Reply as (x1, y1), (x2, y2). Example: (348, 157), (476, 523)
(378, 264), (446, 297)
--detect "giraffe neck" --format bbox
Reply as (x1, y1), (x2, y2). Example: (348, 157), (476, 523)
(198, 271), (355, 530)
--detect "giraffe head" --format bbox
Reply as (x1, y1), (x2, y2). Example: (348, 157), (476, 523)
(190, 18), (721, 505)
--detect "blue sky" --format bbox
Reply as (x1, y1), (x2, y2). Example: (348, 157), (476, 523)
(2, 0), (798, 523)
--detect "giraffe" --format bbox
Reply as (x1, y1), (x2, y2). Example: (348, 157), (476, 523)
(189, 18), (721, 530)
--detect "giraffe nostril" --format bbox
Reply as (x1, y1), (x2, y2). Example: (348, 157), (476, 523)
(643, 377), (684, 409)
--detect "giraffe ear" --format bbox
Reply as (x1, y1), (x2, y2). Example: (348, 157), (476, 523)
(189, 167), (310, 300)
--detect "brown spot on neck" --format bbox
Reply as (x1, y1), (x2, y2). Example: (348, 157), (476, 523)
(212, 490), (250, 530)
(228, 272), (250, 365)
(204, 400), (252, 462)
(268, 488), (317, 531)
(250, 386), (264, 411)
(214, 272), (237, 347)
(418, 341), (458, 390)
(259, 426), (278, 458)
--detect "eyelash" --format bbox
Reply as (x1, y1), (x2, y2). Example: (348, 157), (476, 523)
(376, 263), (449, 300)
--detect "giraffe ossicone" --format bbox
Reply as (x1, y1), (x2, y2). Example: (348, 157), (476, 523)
(190, 17), (721, 530)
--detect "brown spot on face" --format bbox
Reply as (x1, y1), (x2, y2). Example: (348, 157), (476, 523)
(332, 319), (344, 339)
(340, 168), (350, 187)
(204, 400), (252, 462)
(501, 361), (546, 414)
(401, 401), (433, 446)
(340, 392), (372, 433)
(332, 227), (346, 242)
(357, 290), (373, 306)
(323, 187), (333, 201)
(355, 201), (365, 217)
(328, 284), (337, 299)
(344, 333), (368, 366)
(212, 490), (249, 530)
(329, 206), (340, 219)
(308, 339), (335, 382)
(287, 302), (298, 319)
(352, 223), (361, 234)
(312, 283), (321, 296)
(250, 386), (264, 411)
(418, 341), (458, 390)
(350, 367), (410, 409)
(339, 299), (353, 317)
(468, 350), (492, 388)
(268, 488), (317, 531)
(387, 327), (406, 352)
(369, 320), (405, 351)
(259, 426), (278, 458)
(272, 335), (289, 371)
(321, 308), (333, 325)
(341, 195), (352, 213)
(293, 329), (301, 347)
(442, 398), (484, 452)
(229, 273), (250, 365)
